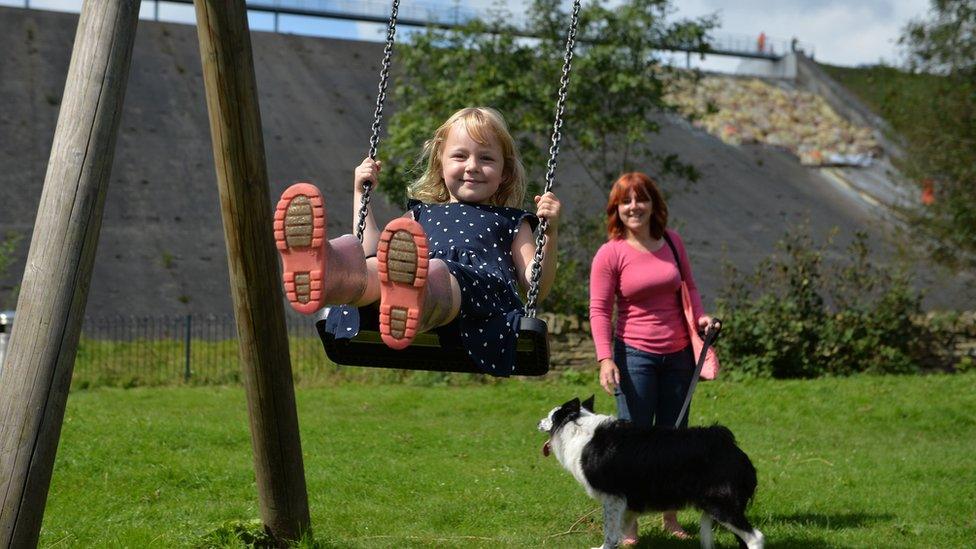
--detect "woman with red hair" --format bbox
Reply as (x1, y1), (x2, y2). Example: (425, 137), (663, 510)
(589, 172), (717, 542)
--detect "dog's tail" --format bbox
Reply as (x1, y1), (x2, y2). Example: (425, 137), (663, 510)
(738, 442), (759, 505)
(709, 424), (758, 504)
(708, 424), (737, 444)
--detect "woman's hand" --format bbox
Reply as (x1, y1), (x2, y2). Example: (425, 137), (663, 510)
(534, 192), (561, 233)
(354, 157), (381, 193)
(697, 315), (721, 337)
(599, 358), (620, 396)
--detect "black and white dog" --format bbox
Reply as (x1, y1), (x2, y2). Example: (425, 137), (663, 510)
(538, 396), (764, 549)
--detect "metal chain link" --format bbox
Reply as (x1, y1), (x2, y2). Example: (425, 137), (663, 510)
(524, 0), (582, 318)
(357, 0), (400, 242)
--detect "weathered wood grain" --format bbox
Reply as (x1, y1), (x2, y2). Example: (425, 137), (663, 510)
(0, 1), (140, 547)
(193, 0), (311, 543)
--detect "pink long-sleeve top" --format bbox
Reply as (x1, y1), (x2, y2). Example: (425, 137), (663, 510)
(589, 230), (705, 361)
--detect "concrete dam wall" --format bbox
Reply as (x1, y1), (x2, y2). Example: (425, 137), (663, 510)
(0, 6), (969, 319)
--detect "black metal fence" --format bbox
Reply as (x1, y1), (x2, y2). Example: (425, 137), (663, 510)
(72, 312), (329, 387)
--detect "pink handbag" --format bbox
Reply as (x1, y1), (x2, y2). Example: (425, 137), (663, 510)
(680, 281), (721, 380)
(664, 233), (721, 380)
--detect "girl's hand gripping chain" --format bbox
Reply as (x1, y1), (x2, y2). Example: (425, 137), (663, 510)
(534, 192), (562, 232)
(515, 191), (562, 303)
(353, 157), (383, 254)
(354, 157), (381, 193)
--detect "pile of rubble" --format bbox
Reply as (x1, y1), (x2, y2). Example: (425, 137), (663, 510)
(667, 77), (880, 167)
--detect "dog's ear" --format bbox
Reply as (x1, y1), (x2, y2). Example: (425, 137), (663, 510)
(550, 397), (581, 432)
(581, 395), (595, 413)
(560, 397), (580, 412)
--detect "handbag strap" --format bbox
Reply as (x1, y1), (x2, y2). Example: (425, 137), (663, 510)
(660, 230), (720, 428)
(662, 231), (684, 281)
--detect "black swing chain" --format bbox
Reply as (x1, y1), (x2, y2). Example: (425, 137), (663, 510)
(357, 0), (400, 243)
(524, 0), (582, 318)
(356, 0), (580, 318)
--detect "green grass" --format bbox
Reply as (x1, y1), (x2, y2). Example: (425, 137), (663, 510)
(40, 373), (976, 547)
(817, 62), (943, 145)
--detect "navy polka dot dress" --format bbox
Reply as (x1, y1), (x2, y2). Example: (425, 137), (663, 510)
(408, 200), (538, 376)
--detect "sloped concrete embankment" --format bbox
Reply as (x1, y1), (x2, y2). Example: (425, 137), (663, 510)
(0, 6), (970, 319)
(0, 7), (401, 316)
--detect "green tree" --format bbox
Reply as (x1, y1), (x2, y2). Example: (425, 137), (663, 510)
(528, 0), (713, 187)
(381, 0), (716, 206)
(378, 0), (715, 314)
(898, 0), (976, 269)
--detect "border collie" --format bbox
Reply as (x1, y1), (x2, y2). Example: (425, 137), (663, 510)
(538, 396), (763, 549)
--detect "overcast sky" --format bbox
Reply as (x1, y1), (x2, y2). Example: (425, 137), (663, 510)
(2, 0), (934, 67)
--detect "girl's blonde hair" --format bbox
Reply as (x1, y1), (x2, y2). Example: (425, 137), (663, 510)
(408, 107), (526, 208)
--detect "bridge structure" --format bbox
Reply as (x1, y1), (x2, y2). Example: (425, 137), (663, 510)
(20, 0), (807, 60)
(179, 0), (803, 60)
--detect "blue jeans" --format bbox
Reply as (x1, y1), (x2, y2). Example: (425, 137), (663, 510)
(614, 340), (695, 429)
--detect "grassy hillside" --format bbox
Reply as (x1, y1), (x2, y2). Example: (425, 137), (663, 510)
(820, 62), (976, 270)
(817, 63), (941, 150)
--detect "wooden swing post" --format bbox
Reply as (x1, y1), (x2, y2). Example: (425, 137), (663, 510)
(1, 0), (310, 544)
(0, 2), (140, 546)
(192, 0), (311, 542)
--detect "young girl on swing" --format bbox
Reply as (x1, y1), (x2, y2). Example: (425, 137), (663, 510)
(274, 107), (561, 375)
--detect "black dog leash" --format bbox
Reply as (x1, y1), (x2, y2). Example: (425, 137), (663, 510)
(660, 232), (723, 428)
(674, 321), (721, 428)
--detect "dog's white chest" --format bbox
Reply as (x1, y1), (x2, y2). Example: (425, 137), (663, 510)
(552, 415), (608, 496)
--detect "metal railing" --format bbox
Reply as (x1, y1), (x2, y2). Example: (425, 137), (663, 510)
(17, 0), (811, 60)
(705, 32), (813, 60)
(154, 0), (480, 31)
(67, 312), (328, 387)
(247, 0), (479, 26)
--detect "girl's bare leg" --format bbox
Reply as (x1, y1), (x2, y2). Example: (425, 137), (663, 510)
(355, 257), (460, 329)
(353, 257), (381, 307)
(419, 259), (461, 330)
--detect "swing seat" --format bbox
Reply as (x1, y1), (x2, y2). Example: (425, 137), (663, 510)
(315, 305), (550, 376)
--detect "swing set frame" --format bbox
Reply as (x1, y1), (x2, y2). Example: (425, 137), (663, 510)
(0, 0), (580, 545)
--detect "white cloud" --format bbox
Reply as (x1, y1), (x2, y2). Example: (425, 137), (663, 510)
(470, 0), (933, 66)
(662, 0), (931, 66)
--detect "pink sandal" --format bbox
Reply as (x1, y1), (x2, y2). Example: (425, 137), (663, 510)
(377, 218), (429, 349)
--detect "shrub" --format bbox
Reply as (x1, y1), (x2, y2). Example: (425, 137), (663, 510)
(716, 226), (955, 378)
(539, 213), (605, 317)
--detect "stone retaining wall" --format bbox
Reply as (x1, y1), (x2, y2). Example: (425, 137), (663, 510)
(940, 311), (976, 364)
(538, 313), (596, 369)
